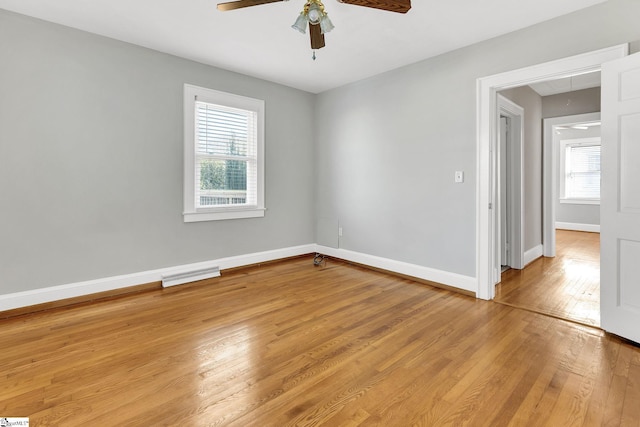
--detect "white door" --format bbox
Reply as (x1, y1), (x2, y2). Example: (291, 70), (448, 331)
(601, 52), (640, 344)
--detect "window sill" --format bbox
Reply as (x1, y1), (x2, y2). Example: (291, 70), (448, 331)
(184, 207), (266, 222)
(559, 198), (600, 206)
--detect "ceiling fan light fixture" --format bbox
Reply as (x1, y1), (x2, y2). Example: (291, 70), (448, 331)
(218, 0), (412, 57)
(306, 2), (322, 24)
(320, 14), (334, 34)
(292, 13), (308, 33)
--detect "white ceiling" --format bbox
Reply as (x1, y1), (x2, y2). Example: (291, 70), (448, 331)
(0, 0), (607, 93)
(529, 70), (601, 96)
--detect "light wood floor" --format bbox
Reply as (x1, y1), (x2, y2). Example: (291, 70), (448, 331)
(496, 230), (600, 327)
(2, 255), (639, 426)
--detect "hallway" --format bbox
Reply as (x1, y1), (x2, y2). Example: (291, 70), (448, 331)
(495, 230), (600, 327)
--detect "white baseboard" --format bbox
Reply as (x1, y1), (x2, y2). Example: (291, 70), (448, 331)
(0, 244), (316, 312)
(524, 244), (544, 266)
(0, 243), (478, 312)
(315, 245), (477, 294)
(556, 222), (600, 233)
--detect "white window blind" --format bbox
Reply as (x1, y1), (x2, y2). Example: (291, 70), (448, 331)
(195, 102), (258, 208)
(183, 84), (265, 222)
(563, 141), (601, 200)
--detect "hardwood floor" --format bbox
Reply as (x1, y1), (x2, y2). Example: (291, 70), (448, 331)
(2, 255), (639, 426)
(495, 230), (600, 327)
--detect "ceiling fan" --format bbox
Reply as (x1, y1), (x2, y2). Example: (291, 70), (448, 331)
(217, 0), (411, 53)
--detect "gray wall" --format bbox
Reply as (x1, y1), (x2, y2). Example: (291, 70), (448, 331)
(315, 0), (640, 278)
(498, 86), (543, 252)
(0, 10), (316, 294)
(542, 87), (601, 119)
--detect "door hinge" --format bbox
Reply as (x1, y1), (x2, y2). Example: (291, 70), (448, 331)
(489, 203), (492, 209)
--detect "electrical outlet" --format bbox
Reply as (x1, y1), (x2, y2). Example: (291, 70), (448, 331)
(455, 171), (464, 183)
(338, 227), (343, 237)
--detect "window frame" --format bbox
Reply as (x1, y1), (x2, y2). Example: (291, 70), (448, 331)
(183, 84), (265, 222)
(559, 137), (601, 206)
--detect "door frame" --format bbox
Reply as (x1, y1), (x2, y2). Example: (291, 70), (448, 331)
(542, 112), (601, 257)
(497, 94), (524, 277)
(475, 44), (628, 300)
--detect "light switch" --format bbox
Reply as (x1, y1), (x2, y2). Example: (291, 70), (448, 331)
(455, 171), (464, 183)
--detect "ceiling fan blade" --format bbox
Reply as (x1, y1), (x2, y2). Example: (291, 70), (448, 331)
(217, 0), (284, 11)
(309, 23), (326, 50)
(337, 0), (411, 13)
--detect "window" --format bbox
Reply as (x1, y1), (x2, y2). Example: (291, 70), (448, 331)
(183, 84), (265, 222)
(560, 137), (600, 204)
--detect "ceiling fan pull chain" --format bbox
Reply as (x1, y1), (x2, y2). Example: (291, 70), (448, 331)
(312, 50), (317, 60)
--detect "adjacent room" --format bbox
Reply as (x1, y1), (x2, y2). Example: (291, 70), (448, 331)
(495, 76), (603, 327)
(1, 0), (640, 425)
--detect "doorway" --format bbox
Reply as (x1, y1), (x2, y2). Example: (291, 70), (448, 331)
(496, 107), (602, 326)
(491, 80), (603, 325)
(475, 44), (627, 301)
(497, 94), (524, 279)
(543, 113), (602, 257)
(500, 116), (510, 272)
(493, 89), (602, 325)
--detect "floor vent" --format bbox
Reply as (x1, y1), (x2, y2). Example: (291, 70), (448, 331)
(161, 266), (220, 288)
